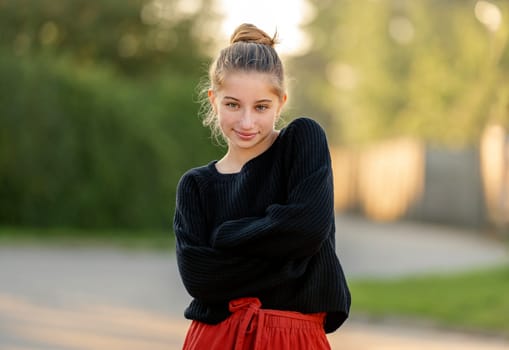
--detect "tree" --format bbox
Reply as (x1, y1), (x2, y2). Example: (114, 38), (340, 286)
(289, 0), (509, 146)
(0, 0), (227, 229)
(0, 0), (222, 78)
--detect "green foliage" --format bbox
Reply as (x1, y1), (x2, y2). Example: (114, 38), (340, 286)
(0, 0), (220, 78)
(349, 265), (509, 336)
(0, 0), (225, 229)
(0, 50), (222, 229)
(290, 0), (509, 146)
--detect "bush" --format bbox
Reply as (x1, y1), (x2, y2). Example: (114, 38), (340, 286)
(0, 50), (221, 229)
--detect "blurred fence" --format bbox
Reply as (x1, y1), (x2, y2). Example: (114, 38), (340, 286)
(331, 138), (424, 222)
(481, 124), (509, 229)
(331, 124), (509, 233)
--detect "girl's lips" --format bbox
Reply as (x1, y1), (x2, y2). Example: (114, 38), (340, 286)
(235, 131), (258, 140)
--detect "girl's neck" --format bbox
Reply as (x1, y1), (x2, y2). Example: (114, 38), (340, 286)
(216, 130), (279, 174)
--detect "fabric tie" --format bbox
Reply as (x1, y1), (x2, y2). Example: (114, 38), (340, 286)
(229, 298), (265, 350)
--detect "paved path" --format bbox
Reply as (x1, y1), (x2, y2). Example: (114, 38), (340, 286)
(336, 215), (509, 278)
(1, 216), (508, 349)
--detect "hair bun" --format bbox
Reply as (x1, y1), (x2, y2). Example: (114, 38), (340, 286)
(230, 23), (278, 48)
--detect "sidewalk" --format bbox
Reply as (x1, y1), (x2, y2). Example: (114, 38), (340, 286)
(329, 319), (509, 350)
(336, 215), (509, 278)
(1, 216), (508, 349)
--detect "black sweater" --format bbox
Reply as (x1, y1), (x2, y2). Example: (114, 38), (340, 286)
(173, 117), (351, 333)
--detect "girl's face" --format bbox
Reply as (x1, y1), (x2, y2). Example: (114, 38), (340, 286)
(209, 71), (286, 156)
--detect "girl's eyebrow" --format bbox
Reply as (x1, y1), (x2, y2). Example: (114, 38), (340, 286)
(223, 96), (273, 103)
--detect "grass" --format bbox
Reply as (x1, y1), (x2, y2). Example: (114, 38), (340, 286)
(0, 226), (175, 251)
(349, 265), (509, 337)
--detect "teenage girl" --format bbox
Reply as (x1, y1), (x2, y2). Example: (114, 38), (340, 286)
(174, 23), (351, 350)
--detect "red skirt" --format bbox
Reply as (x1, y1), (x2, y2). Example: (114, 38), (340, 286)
(182, 297), (331, 350)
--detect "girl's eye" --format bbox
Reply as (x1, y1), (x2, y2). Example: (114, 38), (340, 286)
(225, 102), (239, 109)
(256, 105), (269, 112)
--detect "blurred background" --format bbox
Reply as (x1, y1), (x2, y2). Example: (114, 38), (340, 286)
(1, 0), (509, 349)
(1, 0), (509, 233)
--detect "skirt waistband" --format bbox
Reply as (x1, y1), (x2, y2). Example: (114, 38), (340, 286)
(228, 297), (325, 329)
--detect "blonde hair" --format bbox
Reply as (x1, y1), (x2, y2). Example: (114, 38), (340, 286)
(200, 23), (286, 142)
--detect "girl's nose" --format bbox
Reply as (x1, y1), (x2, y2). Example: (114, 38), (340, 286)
(239, 110), (254, 129)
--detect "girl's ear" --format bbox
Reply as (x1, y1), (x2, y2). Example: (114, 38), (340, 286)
(277, 93), (288, 116)
(208, 89), (217, 113)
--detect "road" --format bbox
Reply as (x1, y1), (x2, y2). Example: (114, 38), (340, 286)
(1, 216), (508, 349)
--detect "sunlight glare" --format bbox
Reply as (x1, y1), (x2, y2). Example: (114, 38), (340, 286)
(475, 0), (502, 32)
(218, 0), (314, 56)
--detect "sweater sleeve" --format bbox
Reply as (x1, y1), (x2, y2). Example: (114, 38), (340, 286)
(173, 171), (311, 303)
(209, 117), (335, 258)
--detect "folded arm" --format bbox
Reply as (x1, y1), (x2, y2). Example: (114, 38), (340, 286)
(174, 171), (310, 303)
(176, 239), (310, 303)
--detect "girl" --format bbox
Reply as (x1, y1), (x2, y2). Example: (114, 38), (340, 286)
(173, 23), (351, 350)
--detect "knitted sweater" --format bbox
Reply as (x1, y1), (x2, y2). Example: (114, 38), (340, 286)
(173, 117), (351, 333)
